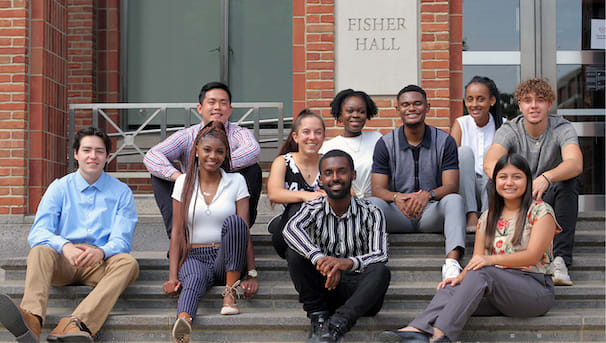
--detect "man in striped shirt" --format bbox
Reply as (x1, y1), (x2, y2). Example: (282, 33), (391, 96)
(283, 150), (390, 343)
(144, 81), (262, 239)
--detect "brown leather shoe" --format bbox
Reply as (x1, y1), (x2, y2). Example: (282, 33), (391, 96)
(47, 317), (93, 342)
(0, 293), (41, 342)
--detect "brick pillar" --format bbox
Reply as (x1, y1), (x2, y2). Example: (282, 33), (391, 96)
(449, 0), (463, 122)
(292, 0), (306, 116)
(29, 0), (69, 214)
(95, 0), (120, 172)
(420, 0), (451, 130)
(0, 0), (29, 215)
(68, 0), (95, 130)
(303, 0), (336, 131)
(95, 0), (119, 104)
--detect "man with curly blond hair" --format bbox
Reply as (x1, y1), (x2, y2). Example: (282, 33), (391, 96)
(484, 78), (583, 286)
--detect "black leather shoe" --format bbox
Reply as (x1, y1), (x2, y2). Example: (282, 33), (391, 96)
(432, 335), (452, 343)
(377, 330), (430, 343)
(307, 311), (330, 343)
(318, 315), (349, 343)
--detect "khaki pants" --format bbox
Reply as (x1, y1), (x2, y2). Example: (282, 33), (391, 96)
(20, 245), (139, 334)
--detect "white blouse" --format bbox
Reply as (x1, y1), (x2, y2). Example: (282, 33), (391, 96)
(320, 130), (382, 198)
(172, 169), (249, 244)
(457, 115), (503, 176)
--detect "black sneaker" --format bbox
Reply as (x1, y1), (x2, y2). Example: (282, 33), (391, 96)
(318, 315), (349, 343)
(307, 311), (330, 343)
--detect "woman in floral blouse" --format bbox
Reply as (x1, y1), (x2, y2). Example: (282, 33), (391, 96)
(379, 153), (560, 343)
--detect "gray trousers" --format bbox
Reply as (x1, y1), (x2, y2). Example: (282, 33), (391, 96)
(368, 194), (466, 256)
(409, 266), (555, 341)
(458, 146), (489, 215)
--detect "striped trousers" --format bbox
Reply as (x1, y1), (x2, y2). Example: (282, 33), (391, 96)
(177, 214), (249, 319)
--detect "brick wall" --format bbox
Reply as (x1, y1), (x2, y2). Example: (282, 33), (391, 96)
(29, 0), (68, 214)
(67, 0), (94, 130)
(0, 0), (29, 215)
(294, 0), (463, 140)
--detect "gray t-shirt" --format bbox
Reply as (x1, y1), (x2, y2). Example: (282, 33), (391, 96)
(492, 115), (578, 178)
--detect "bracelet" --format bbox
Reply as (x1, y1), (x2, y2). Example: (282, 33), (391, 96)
(541, 174), (552, 186)
(393, 192), (399, 202)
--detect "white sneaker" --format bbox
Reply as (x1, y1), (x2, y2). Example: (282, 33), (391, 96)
(441, 258), (462, 280)
(552, 256), (573, 286)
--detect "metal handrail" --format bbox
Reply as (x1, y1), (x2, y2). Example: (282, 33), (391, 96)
(68, 102), (286, 171)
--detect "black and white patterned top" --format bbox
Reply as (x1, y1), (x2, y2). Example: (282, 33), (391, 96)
(283, 152), (319, 192)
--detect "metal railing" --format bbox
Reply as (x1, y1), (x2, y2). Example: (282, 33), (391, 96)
(68, 102), (287, 173)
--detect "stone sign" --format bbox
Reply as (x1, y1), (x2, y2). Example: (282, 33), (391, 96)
(335, 0), (418, 95)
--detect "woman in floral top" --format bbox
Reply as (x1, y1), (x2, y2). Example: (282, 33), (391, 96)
(379, 153), (560, 343)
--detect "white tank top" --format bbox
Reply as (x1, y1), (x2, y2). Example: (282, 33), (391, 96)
(457, 115), (500, 175)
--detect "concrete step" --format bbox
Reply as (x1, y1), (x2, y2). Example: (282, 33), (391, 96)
(0, 280), (603, 311)
(129, 223), (606, 255)
(3, 212), (601, 259)
(2, 253), (604, 282)
(0, 307), (603, 342)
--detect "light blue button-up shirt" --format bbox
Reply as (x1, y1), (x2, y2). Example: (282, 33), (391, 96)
(28, 170), (138, 259)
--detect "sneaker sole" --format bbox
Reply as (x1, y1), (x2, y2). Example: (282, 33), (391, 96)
(553, 278), (573, 286)
(377, 331), (429, 343)
(54, 336), (93, 343)
(0, 293), (38, 343)
(172, 318), (192, 343)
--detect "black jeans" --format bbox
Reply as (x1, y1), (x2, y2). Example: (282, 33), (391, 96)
(151, 163), (263, 239)
(285, 248), (390, 329)
(542, 177), (579, 266)
(268, 202), (304, 259)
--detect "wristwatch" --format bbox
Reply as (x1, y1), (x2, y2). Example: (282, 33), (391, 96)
(429, 190), (437, 200)
(247, 269), (258, 279)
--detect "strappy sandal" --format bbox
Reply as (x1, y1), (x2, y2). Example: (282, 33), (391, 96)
(172, 316), (192, 343)
(220, 280), (241, 315)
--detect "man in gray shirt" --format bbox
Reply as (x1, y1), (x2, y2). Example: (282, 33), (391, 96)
(484, 78), (583, 286)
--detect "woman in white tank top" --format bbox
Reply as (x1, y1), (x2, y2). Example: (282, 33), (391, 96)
(450, 76), (504, 232)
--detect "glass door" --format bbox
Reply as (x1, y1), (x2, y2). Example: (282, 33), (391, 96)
(463, 0), (605, 211)
(125, 0), (221, 127)
(555, 0), (605, 211)
(124, 0), (292, 128)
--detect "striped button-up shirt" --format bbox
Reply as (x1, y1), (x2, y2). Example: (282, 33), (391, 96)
(144, 121), (260, 179)
(283, 196), (388, 271)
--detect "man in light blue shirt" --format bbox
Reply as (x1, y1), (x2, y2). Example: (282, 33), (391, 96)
(0, 127), (139, 342)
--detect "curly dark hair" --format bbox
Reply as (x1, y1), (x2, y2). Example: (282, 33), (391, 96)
(329, 89), (378, 120)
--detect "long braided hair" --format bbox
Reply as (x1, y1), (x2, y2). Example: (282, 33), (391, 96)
(176, 121), (231, 269)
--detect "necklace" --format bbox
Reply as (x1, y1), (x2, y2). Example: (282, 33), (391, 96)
(201, 190), (212, 197)
(346, 134), (363, 153)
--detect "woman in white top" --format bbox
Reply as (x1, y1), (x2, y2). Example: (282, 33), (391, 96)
(267, 109), (326, 258)
(451, 76), (504, 232)
(320, 89), (382, 198)
(163, 121), (258, 343)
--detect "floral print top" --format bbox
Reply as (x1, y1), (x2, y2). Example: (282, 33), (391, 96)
(477, 200), (561, 275)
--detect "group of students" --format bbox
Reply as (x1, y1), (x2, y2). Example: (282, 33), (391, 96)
(0, 78), (582, 343)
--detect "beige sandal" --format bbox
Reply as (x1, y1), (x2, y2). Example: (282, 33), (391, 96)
(172, 316), (192, 343)
(220, 280), (241, 315)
